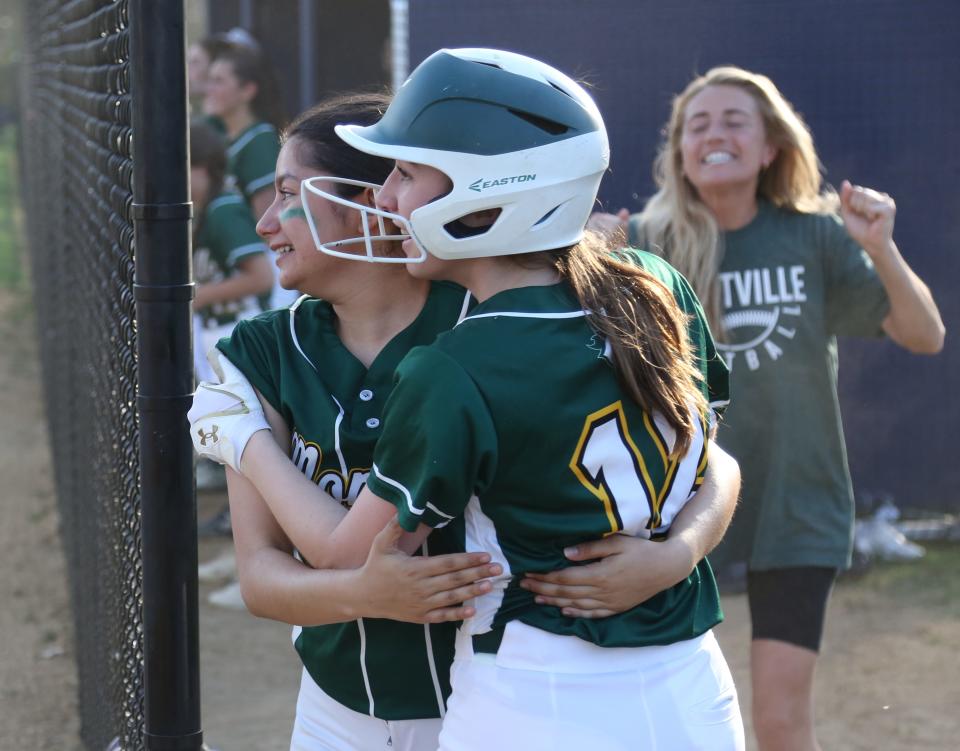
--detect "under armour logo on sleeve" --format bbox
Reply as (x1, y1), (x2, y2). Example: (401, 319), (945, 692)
(197, 425), (220, 446)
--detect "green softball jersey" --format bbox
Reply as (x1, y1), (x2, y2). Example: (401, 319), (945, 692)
(194, 188), (268, 326)
(227, 121), (280, 202)
(217, 281), (473, 720)
(367, 278), (724, 650)
(707, 201), (890, 571)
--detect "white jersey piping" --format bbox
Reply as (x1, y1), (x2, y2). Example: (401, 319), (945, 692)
(226, 242), (269, 266)
(454, 309), (588, 327)
(245, 171), (276, 194)
(356, 617), (376, 716)
(227, 122), (276, 157)
(207, 193), (245, 212)
(456, 290), (472, 324)
(372, 462), (455, 525)
(420, 537), (447, 718)
(288, 296), (316, 371)
(330, 395), (348, 475)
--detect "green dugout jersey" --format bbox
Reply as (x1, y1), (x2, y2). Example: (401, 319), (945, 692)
(705, 201), (889, 570)
(367, 281), (723, 650)
(227, 121), (280, 202)
(194, 188), (268, 326)
(217, 281), (473, 720)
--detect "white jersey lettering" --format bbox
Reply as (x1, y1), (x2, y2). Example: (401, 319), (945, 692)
(719, 265), (807, 307)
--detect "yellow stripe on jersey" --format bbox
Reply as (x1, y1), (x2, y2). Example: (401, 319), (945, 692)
(695, 415), (709, 487)
(642, 411), (670, 472)
(653, 457), (679, 530)
(639, 411), (707, 530)
(641, 413), (675, 530)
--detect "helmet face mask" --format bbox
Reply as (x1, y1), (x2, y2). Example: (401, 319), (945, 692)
(300, 176), (425, 264)
(335, 48), (610, 261)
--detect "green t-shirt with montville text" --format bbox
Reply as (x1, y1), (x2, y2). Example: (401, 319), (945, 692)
(709, 201), (890, 570)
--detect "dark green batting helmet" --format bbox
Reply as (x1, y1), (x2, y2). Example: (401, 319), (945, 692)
(336, 48), (610, 260)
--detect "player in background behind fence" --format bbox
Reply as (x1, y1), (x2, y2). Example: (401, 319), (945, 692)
(189, 119), (272, 383)
(196, 35), (297, 512)
(203, 41), (285, 220)
(203, 36), (300, 310)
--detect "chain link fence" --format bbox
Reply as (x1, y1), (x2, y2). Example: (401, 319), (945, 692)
(19, 1), (143, 748)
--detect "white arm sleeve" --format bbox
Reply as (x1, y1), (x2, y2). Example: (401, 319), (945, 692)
(188, 350), (271, 472)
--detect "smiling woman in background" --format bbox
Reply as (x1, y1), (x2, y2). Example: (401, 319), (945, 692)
(596, 66), (944, 751)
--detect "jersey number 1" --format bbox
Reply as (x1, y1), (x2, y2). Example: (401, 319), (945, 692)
(569, 401), (665, 535)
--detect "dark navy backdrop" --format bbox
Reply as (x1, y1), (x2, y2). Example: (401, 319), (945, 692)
(409, 0), (958, 510)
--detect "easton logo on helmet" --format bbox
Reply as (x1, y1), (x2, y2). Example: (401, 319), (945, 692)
(468, 174), (537, 192)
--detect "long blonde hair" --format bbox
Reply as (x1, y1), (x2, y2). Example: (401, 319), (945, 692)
(544, 233), (707, 457)
(637, 66), (836, 333)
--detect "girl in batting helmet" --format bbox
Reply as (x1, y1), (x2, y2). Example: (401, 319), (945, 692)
(312, 48), (744, 750)
(191, 53), (746, 751)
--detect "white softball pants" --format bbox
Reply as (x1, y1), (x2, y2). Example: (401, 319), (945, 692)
(438, 623), (744, 751)
(289, 668), (442, 751)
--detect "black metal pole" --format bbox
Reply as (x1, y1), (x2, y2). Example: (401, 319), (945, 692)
(298, 0), (317, 110)
(129, 2), (202, 750)
(240, 0), (255, 30)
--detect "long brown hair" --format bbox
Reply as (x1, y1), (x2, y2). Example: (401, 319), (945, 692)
(547, 233), (707, 457)
(637, 66), (835, 334)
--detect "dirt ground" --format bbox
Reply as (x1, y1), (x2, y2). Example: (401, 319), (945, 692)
(2, 286), (959, 750)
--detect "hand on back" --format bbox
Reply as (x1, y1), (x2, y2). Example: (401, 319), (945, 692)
(359, 518), (503, 624)
(520, 532), (694, 618)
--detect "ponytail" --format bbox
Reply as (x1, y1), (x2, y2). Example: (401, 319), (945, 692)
(550, 234), (707, 457)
